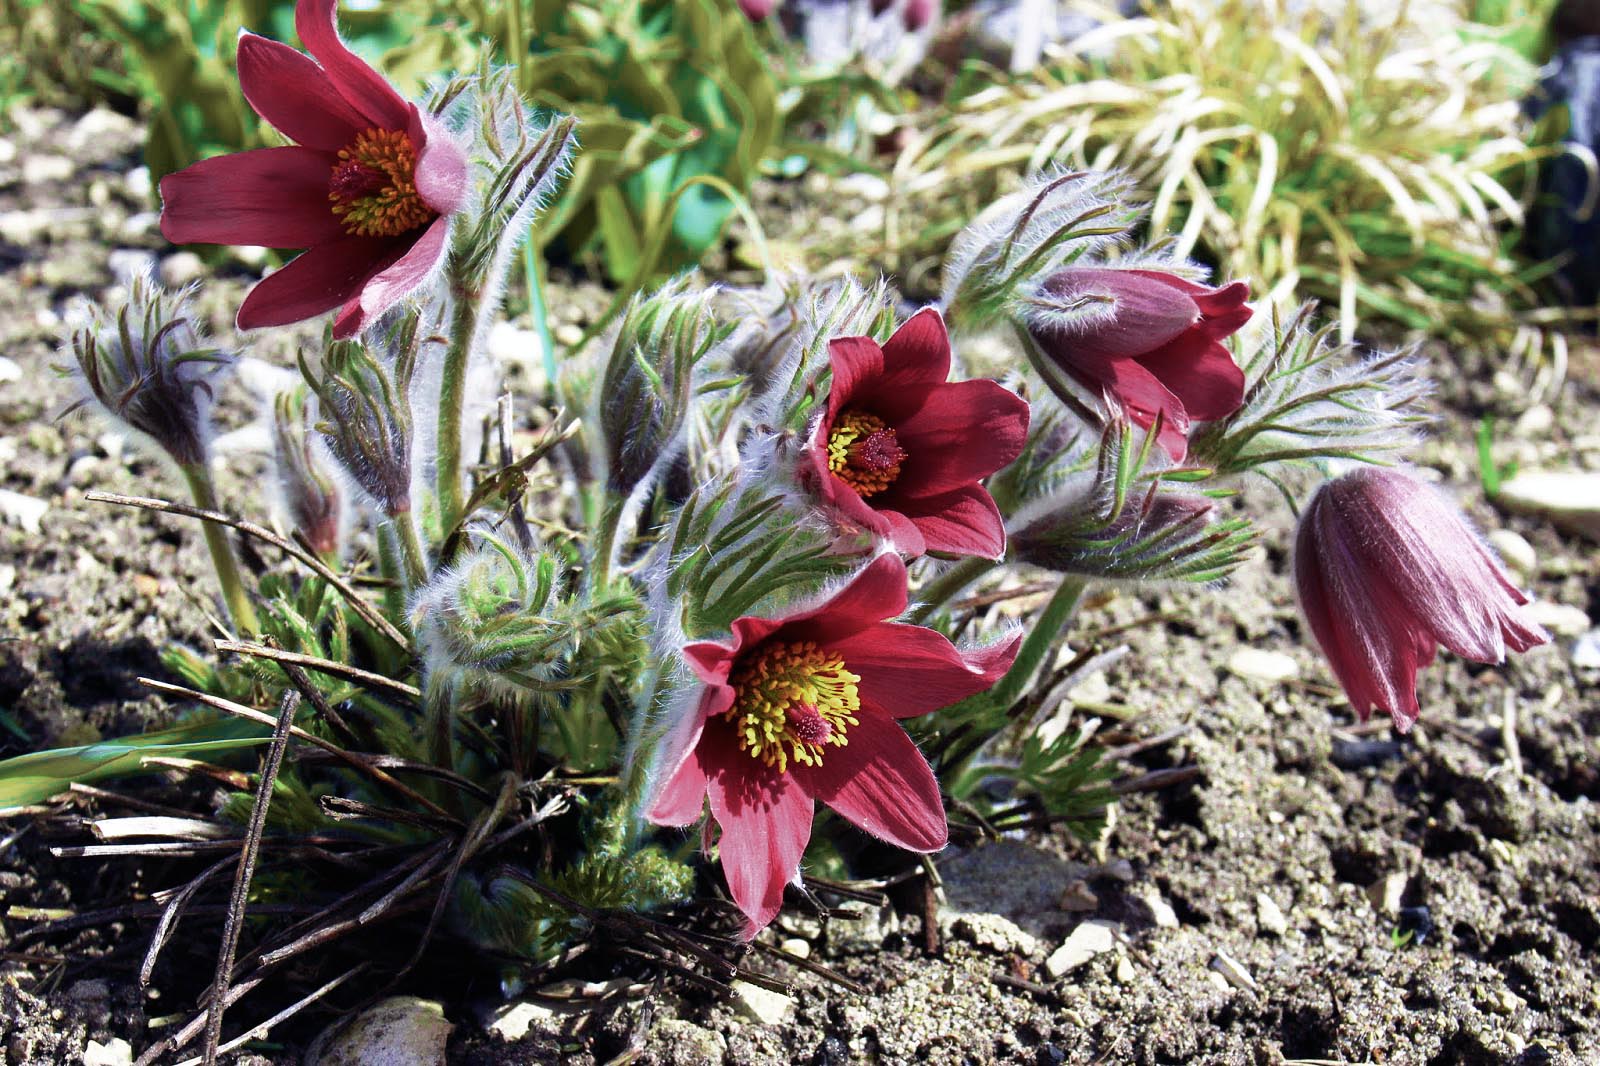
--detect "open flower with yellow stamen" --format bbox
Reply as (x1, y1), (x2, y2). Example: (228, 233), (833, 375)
(158, 0), (467, 339)
(803, 308), (1029, 559)
(647, 555), (1020, 935)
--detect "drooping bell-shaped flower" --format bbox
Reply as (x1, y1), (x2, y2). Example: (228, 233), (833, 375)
(1024, 267), (1251, 461)
(1293, 466), (1550, 732)
(802, 308), (1029, 559)
(159, 0), (467, 338)
(647, 554), (1019, 935)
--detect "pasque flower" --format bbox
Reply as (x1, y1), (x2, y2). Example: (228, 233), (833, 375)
(1026, 268), (1251, 461)
(1294, 466), (1550, 732)
(159, 0), (467, 338)
(802, 308), (1029, 559)
(647, 554), (1020, 935)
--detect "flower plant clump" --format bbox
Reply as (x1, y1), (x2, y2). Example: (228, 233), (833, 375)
(0, 0), (1558, 1054)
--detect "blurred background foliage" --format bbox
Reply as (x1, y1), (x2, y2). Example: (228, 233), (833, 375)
(1, 0), (1591, 369)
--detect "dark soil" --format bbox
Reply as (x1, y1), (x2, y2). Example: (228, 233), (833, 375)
(2, 104), (1597, 1066)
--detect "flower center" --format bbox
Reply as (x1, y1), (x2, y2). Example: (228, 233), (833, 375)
(726, 641), (861, 774)
(827, 410), (907, 498)
(328, 127), (433, 238)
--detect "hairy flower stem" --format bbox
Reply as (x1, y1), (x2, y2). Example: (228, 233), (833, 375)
(390, 512), (429, 592)
(980, 575), (1088, 713)
(180, 465), (259, 636)
(910, 557), (996, 625)
(435, 280), (482, 530)
(375, 524), (407, 622)
(423, 671), (458, 782)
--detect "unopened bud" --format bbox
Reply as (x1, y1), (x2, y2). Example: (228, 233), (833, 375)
(271, 387), (344, 558)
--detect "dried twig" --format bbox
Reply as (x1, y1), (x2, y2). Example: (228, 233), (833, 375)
(202, 688), (300, 1066)
(214, 639), (421, 700)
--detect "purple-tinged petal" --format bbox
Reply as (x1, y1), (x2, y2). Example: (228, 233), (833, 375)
(901, 484), (1008, 559)
(332, 214), (449, 337)
(159, 147), (345, 248)
(294, 0), (411, 131)
(236, 32), (366, 151)
(412, 110), (468, 216)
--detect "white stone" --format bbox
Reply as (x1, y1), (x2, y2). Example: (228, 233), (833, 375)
(1513, 404), (1554, 437)
(1209, 950), (1258, 992)
(1044, 919), (1117, 978)
(1114, 954), (1137, 984)
(0, 137), (14, 165)
(82, 1038), (133, 1066)
(1486, 529), (1537, 580)
(22, 154), (73, 185)
(0, 355), (19, 383)
(1227, 648), (1300, 684)
(1134, 885), (1179, 929)
(486, 321), (547, 385)
(0, 489), (48, 534)
(158, 251), (205, 288)
(951, 912), (1040, 957)
(0, 564), (16, 594)
(310, 997), (452, 1066)
(123, 166), (152, 201)
(1366, 872), (1407, 916)
(1526, 602), (1592, 638)
(730, 980), (794, 1025)
(1255, 892), (1289, 937)
(1495, 471), (1600, 541)
(487, 1000), (557, 1042)
(778, 937), (812, 960)
(1573, 630), (1600, 671)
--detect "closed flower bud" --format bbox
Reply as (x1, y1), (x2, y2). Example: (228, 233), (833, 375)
(1293, 467), (1551, 732)
(301, 328), (418, 517)
(1023, 266), (1251, 462)
(270, 387), (344, 558)
(60, 273), (234, 469)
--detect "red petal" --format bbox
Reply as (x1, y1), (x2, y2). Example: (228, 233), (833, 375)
(1039, 268), (1199, 359)
(1133, 331), (1246, 423)
(878, 508), (928, 557)
(792, 711), (947, 852)
(825, 335), (885, 420)
(295, 0), (411, 131)
(236, 33), (365, 152)
(236, 236), (400, 330)
(159, 147), (344, 248)
(779, 555), (910, 647)
(332, 215), (450, 338)
(832, 622), (1020, 719)
(705, 727), (814, 937)
(891, 379), (1030, 496)
(899, 484), (1007, 559)
(879, 307), (952, 390)
(1093, 356), (1192, 461)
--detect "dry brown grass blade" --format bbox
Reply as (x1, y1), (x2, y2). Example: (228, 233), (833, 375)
(213, 639), (421, 700)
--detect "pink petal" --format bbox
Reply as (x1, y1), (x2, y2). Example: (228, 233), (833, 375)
(901, 484), (1007, 559)
(412, 111), (468, 216)
(792, 710), (947, 852)
(705, 728), (814, 937)
(332, 214), (450, 337)
(236, 33), (366, 152)
(159, 147), (345, 249)
(236, 235), (401, 330)
(647, 718), (711, 826)
(294, 0), (411, 131)
(1132, 330), (1246, 423)
(832, 622), (1020, 719)
(879, 508), (928, 557)
(891, 379), (1030, 496)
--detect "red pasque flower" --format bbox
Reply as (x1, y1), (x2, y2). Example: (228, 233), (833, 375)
(739, 0), (778, 17)
(159, 0), (467, 339)
(1027, 268), (1251, 462)
(802, 308), (1029, 559)
(647, 554), (1020, 935)
(1294, 466), (1550, 732)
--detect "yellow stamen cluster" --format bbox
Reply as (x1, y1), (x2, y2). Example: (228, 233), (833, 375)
(726, 641), (861, 774)
(827, 410), (906, 498)
(328, 127), (433, 238)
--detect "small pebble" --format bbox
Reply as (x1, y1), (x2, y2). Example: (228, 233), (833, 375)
(1226, 648), (1299, 683)
(1366, 872), (1407, 916)
(1044, 919), (1117, 978)
(730, 980), (794, 1024)
(1059, 879), (1098, 912)
(1572, 630), (1600, 670)
(82, 1038), (134, 1066)
(778, 937), (811, 960)
(1209, 950), (1258, 992)
(553, 322), (584, 347)
(1494, 471), (1600, 541)
(1255, 892), (1289, 937)
(486, 1000), (557, 1041)
(0, 355), (18, 383)
(123, 166), (152, 200)
(1486, 529), (1537, 580)
(0, 489), (48, 534)
(1134, 885), (1179, 929)
(22, 154), (73, 184)
(1114, 954), (1136, 984)
(1526, 602), (1591, 637)
(159, 251), (205, 288)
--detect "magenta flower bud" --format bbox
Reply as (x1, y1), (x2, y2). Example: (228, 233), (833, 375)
(739, 0), (777, 19)
(902, 0), (938, 30)
(1025, 267), (1251, 462)
(1293, 467), (1551, 732)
